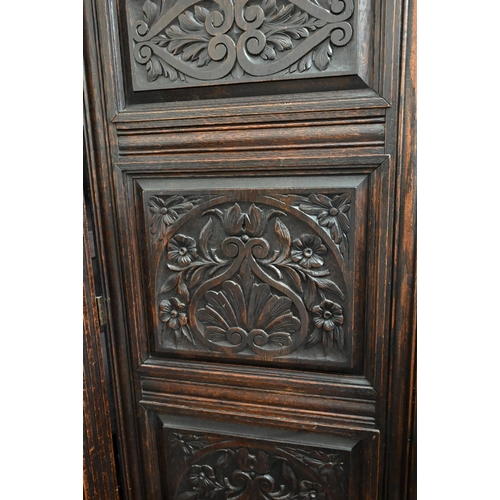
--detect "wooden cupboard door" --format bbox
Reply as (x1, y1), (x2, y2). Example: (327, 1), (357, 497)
(84, 0), (416, 497)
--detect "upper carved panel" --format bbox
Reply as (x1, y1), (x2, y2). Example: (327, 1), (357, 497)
(140, 177), (366, 371)
(126, 0), (357, 90)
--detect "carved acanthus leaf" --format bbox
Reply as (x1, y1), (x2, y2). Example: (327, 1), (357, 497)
(132, 0), (355, 85)
(174, 446), (333, 499)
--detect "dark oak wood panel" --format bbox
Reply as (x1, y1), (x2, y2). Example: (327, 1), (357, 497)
(139, 175), (367, 371)
(83, 201), (120, 500)
(113, 88), (388, 125)
(155, 414), (362, 499)
(137, 411), (378, 499)
(117, 119), (384, 155)
(382, 0), (416, 495)
(84, 0), (416, 496)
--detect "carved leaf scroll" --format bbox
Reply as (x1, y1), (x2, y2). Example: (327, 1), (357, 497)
(168, 438), (346, 500)
(284, 447), (346, 495)
(131, 0), (354, 86)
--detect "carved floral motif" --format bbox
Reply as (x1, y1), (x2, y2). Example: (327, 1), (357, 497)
(149, 195), (202, 241)
(170, 433), (211, 458)
(159, 297), (193, 344)
(310, 299), (344, 354)
(291, 193), (351, 259)
(283, 448), (345, 495)
(165, 432), (349, 500)
(291, 235), (327, 268)
(154, 198), (349, 358)
(132, 0), (354, 85)
(175, 446), (334, 499)
(168, 235), (198, 266)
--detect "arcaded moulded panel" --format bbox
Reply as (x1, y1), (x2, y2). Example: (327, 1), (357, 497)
(137, 175), (368, 371)
(124, 0), (370, 92)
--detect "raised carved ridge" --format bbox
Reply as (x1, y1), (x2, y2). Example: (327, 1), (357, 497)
(117, 121), (385, 156)
(117, 116), (385, 134)
(152, 195), (351, 361)
(113, 91), (389, 126)
(141, 386), (377, 430)
(130, 0), (355, 88)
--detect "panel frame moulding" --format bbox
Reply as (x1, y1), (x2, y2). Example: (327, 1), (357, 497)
(137, 410), (380, 499)
(110, 156), (393, 390)
(89, 0), (398, 127)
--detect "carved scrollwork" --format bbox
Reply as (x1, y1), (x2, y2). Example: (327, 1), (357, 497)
(131, 0), (354, 85)
(172, 445), (338, 500)
(164, 428), (351, 499)
(153, 196), (351, 359)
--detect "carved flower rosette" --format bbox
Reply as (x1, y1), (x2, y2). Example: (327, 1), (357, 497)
(130, 0), (355, 87)
(150, 192), (352, 364)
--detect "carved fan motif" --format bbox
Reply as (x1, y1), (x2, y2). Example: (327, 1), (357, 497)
(196, 280), (301, 351)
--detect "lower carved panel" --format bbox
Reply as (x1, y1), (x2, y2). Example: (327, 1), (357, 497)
(154, 413), (362, 499)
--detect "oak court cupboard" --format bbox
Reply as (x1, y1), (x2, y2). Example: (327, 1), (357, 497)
(83, 0), (416, 497)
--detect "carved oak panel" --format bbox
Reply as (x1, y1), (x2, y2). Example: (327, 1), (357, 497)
(155, 413), (360, 499)
(139, 175), (367, 371)
(86, 0), (416, 494)
(125, 0), (359, 90)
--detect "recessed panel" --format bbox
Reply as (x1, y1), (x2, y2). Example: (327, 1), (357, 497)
(155, 413), (361, 499)
(125, 0), (359, 91)
(139, 175), (367, 371)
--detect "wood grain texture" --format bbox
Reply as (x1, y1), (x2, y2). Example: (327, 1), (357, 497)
(116, 151), (388, 173)
(140, 374), (377, 429)
(83, 200), (119, 500)
(118, 119), (384, 155)
(84, 1), (143, 493)
(382, 0), (416, 496)
(114, 88), (388, 125)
